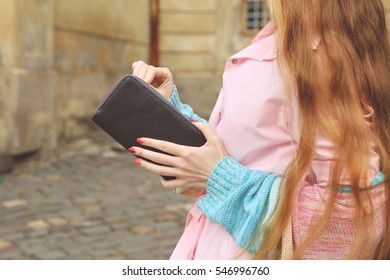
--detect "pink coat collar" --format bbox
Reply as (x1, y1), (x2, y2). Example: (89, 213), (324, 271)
(230, 23), (276, 62)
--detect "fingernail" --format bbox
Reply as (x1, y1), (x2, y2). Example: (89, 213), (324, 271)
(136, 138), (144, 144)
(128, 147), (136, 154)
(190, 120), (197, 123)
(135, 158), (142, 165)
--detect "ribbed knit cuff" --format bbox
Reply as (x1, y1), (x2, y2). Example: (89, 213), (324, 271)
(198, 156), (249, 211)
(167, 86), (182, 109)
(197, 156), (281, 253)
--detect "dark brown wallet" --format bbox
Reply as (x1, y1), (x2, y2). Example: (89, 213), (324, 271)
(91, 74), (206, 180)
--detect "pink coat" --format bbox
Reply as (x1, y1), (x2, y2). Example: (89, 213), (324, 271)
(170, 23), (386, 260)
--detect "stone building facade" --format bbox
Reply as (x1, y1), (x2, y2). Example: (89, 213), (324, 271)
(0, 0), (150, 171)
(1, 0), (390, 172)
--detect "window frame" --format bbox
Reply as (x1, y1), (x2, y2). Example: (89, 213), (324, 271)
(240, 0), (270, 36)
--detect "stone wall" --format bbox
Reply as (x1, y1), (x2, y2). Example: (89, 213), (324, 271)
(0, 0), (57, 156)
(384, 0), (390, 26)
(54, 0), (150, 140)
(0, 0), (150, 161)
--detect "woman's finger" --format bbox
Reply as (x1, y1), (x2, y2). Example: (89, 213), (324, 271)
(134, 158), (178, 177)
(137, 138), (185, 157)
(144, 68), (157, 85)
(131, 61), (144, 72)
(131, 61), (141, 70)
(129, 146), (177, 166)
(192, 122), (216, 142)
(132, 61), (152, 79)
(132, 62), (160, 84)
(133, 64), (149, 80)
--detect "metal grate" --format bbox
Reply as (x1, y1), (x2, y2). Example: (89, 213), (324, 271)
(246, 0), (263, 30)
(242, 0), (270, 35)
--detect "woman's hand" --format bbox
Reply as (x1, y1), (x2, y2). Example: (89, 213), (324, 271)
(132, 61), (174, 99)
(128, 122), (228, 192)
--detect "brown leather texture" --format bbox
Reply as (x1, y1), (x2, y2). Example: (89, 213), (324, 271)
(92, 75), (206, 180)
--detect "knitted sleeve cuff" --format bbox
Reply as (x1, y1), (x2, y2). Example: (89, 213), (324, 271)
(197, 156), (280, 253)
(167, 86), (182, 109)
(167, 85), (207, 123)
(202, 156), (249, 206)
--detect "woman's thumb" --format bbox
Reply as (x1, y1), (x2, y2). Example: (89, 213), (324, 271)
(191, 121), (215, 141)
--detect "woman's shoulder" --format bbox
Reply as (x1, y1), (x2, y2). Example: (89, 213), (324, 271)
(251, 22), (275, 43)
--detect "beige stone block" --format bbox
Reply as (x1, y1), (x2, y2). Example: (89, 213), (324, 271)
(56, 74), (106, 119)
(165, 203), (193, 212)
(0, 239), (13, 250)
(383, 0), (390, 9)
(0, 0), (54, 68)
(160, 13), (216, 33)
(161, 34), (215, 53)
(26, 219), (50, 230)
(0, 0), (17, 67)
(387, 13), (390, 29)
(0, 72), (15, 152)
(2, 199), (27, 208)
(160, 54), (215, 73)
(130, 225), (156, 235)
(15, 0), (54, 68)
(0, 69), (57, 155)
(61, 119), (92, 140)
(47, 217), (68, 227)
(126, 44), (150, 65)
(102, 150), (119, 158)
(55, 30), (148, 74)
(55, 0), (116, 37)
(161, 0), (216, 11)
(55, 0), (149, 43)
(55, 30), (103, 73)
(116, 0), (150, 43)
(56, 73), (119, 140)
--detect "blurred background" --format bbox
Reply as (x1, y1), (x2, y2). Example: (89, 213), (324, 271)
(0, 0), (389, 260)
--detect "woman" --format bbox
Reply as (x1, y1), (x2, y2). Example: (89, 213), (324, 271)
(129, 0), (390, 259)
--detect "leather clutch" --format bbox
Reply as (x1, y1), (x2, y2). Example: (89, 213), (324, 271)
(91, 74), (207, 180)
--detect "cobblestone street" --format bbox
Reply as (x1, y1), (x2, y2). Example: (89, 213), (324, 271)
(0, 130), (192, 260)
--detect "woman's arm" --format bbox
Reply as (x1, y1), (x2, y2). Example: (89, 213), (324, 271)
(130, 126), (282, 253)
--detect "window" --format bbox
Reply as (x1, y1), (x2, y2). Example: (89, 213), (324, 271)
(241, 0), (270, 35)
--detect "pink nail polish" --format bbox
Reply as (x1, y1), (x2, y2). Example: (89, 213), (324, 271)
(128, 147), (136, 154)
(136, 138), (144, 144)
(190, 120), (197, 123)
(135, 158), (142, 165)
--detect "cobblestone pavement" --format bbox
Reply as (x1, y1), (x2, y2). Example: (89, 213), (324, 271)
(0, 130), (193, 260)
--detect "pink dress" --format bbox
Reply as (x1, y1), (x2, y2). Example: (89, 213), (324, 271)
(170, 23), (386, 260)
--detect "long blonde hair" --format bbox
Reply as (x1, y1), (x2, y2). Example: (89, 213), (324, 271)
(254, 0), (390, 259)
